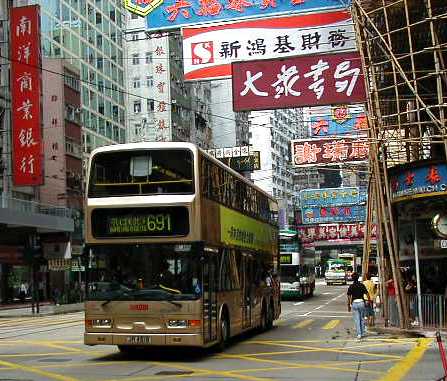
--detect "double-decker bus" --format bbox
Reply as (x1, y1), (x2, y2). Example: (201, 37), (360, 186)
(279, 229), (315, 299)
(83, 142), (280, 351)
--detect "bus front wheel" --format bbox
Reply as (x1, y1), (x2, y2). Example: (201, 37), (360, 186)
(216, 314), (230, 352)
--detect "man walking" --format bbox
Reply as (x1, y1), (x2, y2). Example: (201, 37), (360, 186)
(347, 272), (370, 340)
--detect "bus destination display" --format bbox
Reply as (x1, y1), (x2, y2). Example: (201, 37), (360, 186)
(92, 207), (189, 238)
(280, 254), (293, 265)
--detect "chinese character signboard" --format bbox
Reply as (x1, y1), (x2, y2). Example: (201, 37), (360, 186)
(139, 0), (350, 31)
(310, 106), (367, 137)
(232, 51), (365, 111)
(205, 145), (250, 158)
(389, 162), (447, 203)
(291, 137), (369, 167)
(152, 34), (172, 142)
(297, 223), (376, 244)
(183, 11), (355, 81)
(301, 205), (366, 224)
(10, 5), (43, 186)
(300, 187), (362, 208)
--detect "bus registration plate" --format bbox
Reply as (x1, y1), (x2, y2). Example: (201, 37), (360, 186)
(126, 336), (151, 344)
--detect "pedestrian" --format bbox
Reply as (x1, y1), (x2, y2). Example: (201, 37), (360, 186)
(19, 282), (27, 303)
(386, 277), (398, 326)
(347, 272), (370, 341)
(363, 273), (377, 327)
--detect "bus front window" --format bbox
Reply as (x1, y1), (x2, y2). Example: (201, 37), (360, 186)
(87, 244), (202, 301)
(280, 266), (300, 283)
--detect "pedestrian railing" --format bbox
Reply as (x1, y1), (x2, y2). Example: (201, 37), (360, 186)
(0, 193), (73, 218)
(406, 294), (447, 329)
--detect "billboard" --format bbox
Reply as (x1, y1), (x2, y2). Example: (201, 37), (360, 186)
(310, 105), (367, 137)
(182, 10), (355, 80)
(297, 223), (376, 244)
(232, 51), (366, 111)
(389, 162), (447, 203)
(205, 145), (250, 158)
(300, 187), (365, 208)
(140, 0), (350, 31)
(301, 205), (366, 224)
(223, 152), (261, 172)
(10, 5), (43, 186)
(291, 137), (369, 167)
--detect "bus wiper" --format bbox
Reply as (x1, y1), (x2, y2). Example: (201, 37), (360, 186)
(164, 299), (182, 308)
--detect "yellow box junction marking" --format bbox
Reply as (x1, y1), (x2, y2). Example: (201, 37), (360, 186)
(293, 319), (314, 329)
(322, 319), (340, 330)
(374, 338), (432, 381)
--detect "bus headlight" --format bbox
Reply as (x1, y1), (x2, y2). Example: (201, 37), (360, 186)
(85, 319), (112, 328)
(167, 320), (188, 328)
(167, 319), (201, 328)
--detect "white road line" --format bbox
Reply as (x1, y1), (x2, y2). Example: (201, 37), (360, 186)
(293, 302), (304, 306)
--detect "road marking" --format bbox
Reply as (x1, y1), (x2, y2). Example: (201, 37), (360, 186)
(322, 320), (340, 330)
(0, 358), (79, 381)
(293, 302), (304, 306)
(373, 338), (432, 381)
(292, 319), (313, 329)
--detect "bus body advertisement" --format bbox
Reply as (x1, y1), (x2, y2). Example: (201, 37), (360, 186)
(83, 143), (280, 351)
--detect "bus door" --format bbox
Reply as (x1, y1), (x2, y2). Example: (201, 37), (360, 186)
(241, 253), (253, 329)
(202, 250), (218, 343)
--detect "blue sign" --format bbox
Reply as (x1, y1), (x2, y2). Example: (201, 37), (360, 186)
(310, 109), (367, 137)
(301, 205), (366, 224)
(390, 162), (447, 202)
(144, 0), (350, 31)
(300, 187), (366, 208)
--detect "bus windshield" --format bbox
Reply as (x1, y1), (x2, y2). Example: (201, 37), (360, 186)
(88, 149), (194, 197)
(280, 265), (299, 283)
(87, 244), (202, 301)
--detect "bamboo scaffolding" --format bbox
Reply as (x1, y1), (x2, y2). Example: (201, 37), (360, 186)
(352, 0), (447, 329)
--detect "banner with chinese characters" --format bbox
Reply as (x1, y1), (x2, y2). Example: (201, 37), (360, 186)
(142, 0), (350, 31)
(183, 10), (355, 80)
(310, 106), (367, 137)
(152, 33), (172, 142)
(297, 223), (376, 244)
(10, 5), (43, 186)
(389, 162), (447, 203)
(301, 205), (366, 224)
(205, 145), (250, 158)
(232, 51), (366, 110)
(291, 137), (369, 167)
(300, 187), (365, 208)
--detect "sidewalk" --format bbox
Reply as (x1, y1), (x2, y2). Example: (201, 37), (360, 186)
(370, 313), (444, 339)
(0, 301), (84, 318)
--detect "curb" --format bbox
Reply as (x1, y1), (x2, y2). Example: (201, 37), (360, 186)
(370, 326), (432, 338)
(0, 304), (84, 318)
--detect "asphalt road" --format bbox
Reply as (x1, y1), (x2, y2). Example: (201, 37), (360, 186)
(0, 282), (442, 381)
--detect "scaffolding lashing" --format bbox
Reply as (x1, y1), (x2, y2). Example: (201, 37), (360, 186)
(352, 0), (447, 329)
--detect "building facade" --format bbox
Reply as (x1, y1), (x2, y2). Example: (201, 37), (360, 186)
(125, 13), (212, 147)
(250, 109), (304, 222)
(210, 80), (249, 148)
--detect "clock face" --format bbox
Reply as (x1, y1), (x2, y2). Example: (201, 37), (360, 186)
(432, 214), (447, 238)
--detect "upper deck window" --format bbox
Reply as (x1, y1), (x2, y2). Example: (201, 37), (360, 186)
(88, 149), (194, 197)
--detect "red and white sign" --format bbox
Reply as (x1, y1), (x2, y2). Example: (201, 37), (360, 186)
(297, 223), (377, 244)
(291, 137), (369, 167)
(10, 5), (43, 186)
(182, 10), (356, 81)
(232, 51), (366, 111)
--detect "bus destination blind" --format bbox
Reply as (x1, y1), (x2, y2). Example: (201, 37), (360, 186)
(92, 207), (189, 238)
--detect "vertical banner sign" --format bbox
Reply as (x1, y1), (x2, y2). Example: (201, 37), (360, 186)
(10, 5), (43, 185)
(152, 33), (172, 142)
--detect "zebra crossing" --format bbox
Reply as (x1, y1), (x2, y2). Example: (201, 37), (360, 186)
(0, 312), (84, 339)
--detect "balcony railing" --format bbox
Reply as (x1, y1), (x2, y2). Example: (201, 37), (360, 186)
(0, 194), (73, 219)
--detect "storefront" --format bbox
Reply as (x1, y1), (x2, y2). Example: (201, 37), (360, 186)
(390, 160), (447, 293)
